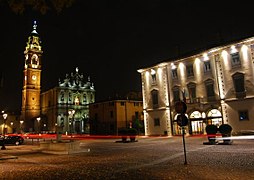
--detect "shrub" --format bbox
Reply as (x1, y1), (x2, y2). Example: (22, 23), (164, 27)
(205, 124), (218, 134)
(218, 124), (233, 145)
(118, 128), (128, 142)
(118, 128), (128, 135)
(128, 128), (138, 135)
(204, 124), (218, 145)
(219, 124), (232, 135)
(128, 128), (138, 142)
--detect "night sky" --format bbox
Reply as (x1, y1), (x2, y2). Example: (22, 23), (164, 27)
(0, 0), (254, 112)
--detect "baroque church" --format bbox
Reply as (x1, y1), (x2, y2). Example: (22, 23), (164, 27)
(21, 21), (95, 134)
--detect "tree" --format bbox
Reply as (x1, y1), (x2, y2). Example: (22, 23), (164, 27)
(132, 118), (143, 135)
(0, 0), (75, 14)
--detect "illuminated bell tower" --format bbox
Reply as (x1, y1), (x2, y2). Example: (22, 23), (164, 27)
(21, 21), (43, 131)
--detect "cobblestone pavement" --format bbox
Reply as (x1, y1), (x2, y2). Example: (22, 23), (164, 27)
(0, 136), (254, 180)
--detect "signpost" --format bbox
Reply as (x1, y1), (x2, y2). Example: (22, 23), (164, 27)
(175, 101), (188, 165)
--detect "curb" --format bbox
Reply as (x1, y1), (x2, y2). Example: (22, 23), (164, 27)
(0, 154), (18, 160)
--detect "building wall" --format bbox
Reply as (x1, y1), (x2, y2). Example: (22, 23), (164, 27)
(138, 36), (254, 136)
(89, 100), (143, 135)
(226, 99), (254, 133)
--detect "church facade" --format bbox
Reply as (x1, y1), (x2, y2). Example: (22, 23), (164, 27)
(138, 36), (254, 136)
(41, 68), (95, 134)
(21, 21), (95, 134)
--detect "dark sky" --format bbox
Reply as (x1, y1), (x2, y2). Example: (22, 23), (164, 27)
(0, 0), (254, 112)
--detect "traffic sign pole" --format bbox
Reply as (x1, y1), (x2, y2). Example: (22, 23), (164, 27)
(182, 126), (187, 165)
(175, 101), (188, 165)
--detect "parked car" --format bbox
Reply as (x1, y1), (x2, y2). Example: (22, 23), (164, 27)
(0, 135), (24, 146)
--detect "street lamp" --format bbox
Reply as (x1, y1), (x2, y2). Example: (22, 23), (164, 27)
(1, 112), (8, 150)
(37, 117), (41, 133)
(20, 120), (24, 134)
(68, 110), (75, 134)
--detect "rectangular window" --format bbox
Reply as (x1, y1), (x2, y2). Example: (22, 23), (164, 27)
(187, 83), (196, 103)
(151, 74), (156, 83)
(206, 83), (215, 102)
(234, 76), (244, 93)
(135, 111), (139, 119)
(188, 87), (196, 99)
(120, 102), (125, 106)
(186, 65), (194, 77)
(189, 87), (196, 98)
(152, 90), (159, 108)
(206, 83), (215, 97)
(134, 102), (139, 106)
(154, 118), (160, 126)
(172, 69), (178, 79)
(239, 111), (249, 121)
(233, 73), (245, 98)
(173, 89), (180, 102)
(204, 61), (211, 73)
(231, 52), (241, 67)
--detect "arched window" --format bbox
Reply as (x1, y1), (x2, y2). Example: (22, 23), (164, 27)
(60, 91), (64, 102)
(207, 109), (222, 126)
(83, 94), (87, 103)
(190, 111), (204, 134)
(75, 96), (80, 105)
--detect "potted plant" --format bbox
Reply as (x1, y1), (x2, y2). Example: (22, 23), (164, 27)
(118, 128), (128, 143)
(128, 128), (138, 142)
(218, 124), (233, 145)
(203, 124), (218, 145)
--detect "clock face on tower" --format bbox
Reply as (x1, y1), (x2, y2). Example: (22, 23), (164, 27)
(32, 75), (37, 80)
(31, 54), (39, 68)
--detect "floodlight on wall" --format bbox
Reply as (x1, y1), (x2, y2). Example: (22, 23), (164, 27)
(171, 63), (177, 70)
(230, 45), (238, 53)
(203, 53), (209, 61)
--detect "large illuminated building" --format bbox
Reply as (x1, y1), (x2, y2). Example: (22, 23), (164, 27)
(21, 21), (95, 133)
(41, 67), (95, 134)
(138, 36), (254, 136)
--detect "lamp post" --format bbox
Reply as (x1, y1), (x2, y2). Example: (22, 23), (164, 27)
(37, 117), (41, 133)
(20, 120), (24, 134)
(1, 112), (8, 150)
(68, 110), (75, 134)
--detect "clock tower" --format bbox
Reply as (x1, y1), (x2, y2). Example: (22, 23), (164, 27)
(21, 21), (43, 132)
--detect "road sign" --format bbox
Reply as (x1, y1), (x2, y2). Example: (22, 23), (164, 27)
(177, 114), (189, 126)
(175, 101), (187, 114)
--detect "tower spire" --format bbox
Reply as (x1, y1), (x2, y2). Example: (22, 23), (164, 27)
(31, 20), (38, 34)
